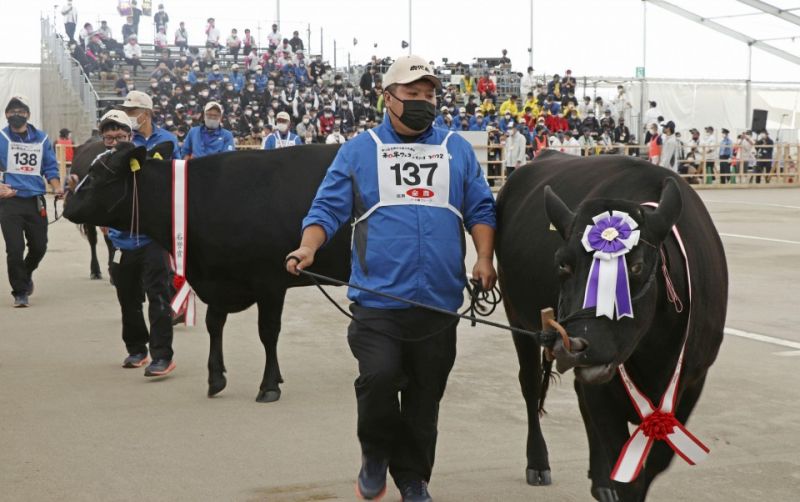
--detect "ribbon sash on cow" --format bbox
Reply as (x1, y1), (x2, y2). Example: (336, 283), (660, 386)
(170, 159), (196, 326)
(580, 208), (709, 483)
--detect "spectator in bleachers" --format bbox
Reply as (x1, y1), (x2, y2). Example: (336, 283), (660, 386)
(296, 114), (317, 138)
(130, 0), (142, 34)
(567, 109), (582, 134)
(122, 16), (136, 42)
(479, 98), (496, 120)
(599, 109), (615, 131)
(644, 100), (660, 129)
(699, 126), (717, 183)
(499, 94), (519, 118)
(581, 110), (599, 135)
(267, 24), (282, 51)
(243, 28), (254, 56)
(564, 130), (581, 156)
(754, 130), (773, 184)
(578, 95), (592, 117)
(97, 51), (117, 82)
(62, 1), (78, 43)
(325, 124), (346, 144)
(562, 69), (576, 94)
(578, 128), (595, 156)
(547, 73), (562, 100)
(228, 63), (244, 92)
(289, 31), (304, 53)
(175, 21), (188, 53)
(498, 111), (514, 132)
(718, 128), (732, 184)
(359, 66), (376, 94)
(263, 111), (302, 149)
(78, 23), (95, 49)
(459, 71), (477, 103)
(227, 29), (242, 63)
(469, 111), (487, 131)
(593, 97), (606, 117)
(336, 100), (355, 133)
(562, 89), (578, 109)
(123, 35), (144, 75)
(464, 95), (478, 116)
(614, 118), (631, 145)
(206, 18), (220, 51)
(519, 66), (536, 99)
(317, 106), (335, 137)
(155, 26), (169, 54)
(612, 85), (631, 120)
(531, 125), (548, 157)
(548, 131), (563, 152)
(478, 71), (497, 103)
(154, 4), (169, 32)
(522, 92), (539, 116)
(208, 64), (224, 83)
(181, 101), (235, 159)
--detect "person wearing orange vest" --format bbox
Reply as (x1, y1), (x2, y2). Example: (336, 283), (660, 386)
(56, 128), (74, 163)
(646, 123), (662, 165)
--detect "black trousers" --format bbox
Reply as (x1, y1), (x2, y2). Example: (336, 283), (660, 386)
(347, 304), (457, 486)
(719, 156), (731, 184)
(65, 22), (76, 42)
(109, 242), (174, 361)
(0, 197), (48, 297)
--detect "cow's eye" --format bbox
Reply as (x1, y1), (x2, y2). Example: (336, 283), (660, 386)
(630, 262), (644, 275)
(558, 262), (572, 277)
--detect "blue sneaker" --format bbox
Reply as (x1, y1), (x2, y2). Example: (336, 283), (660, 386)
(355, 456), (388, 500)
(13, 294), (29, 308)
(144, 359), (176, 377)
(399, 479), (432, 502)
(122, 353), (149, 368)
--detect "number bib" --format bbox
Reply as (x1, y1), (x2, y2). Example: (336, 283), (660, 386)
(355, 130), (460, 225)
(3, 135), (44, 177)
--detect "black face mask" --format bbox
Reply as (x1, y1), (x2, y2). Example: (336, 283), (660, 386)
(388, 92), (435, 132)
(7, 114), (27, 129)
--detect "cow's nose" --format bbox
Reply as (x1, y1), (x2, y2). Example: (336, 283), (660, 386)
(553, 336), (589, 374)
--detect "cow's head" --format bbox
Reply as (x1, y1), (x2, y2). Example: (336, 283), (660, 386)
(544, 178), (683, 384)
(64, 141), (174, 228)
(63, 142), (147, 228)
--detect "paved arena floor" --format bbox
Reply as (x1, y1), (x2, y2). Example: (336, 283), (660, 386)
(1, 187), (799, 501)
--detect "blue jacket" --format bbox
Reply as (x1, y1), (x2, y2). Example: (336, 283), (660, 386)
(255, 74), (268, 92)
(109, 126), (181, 250)
(181, 125), (235, 158)
(469, 117), (487, 131)
(229, 71), (245, 92)
(0, 125), (59, 198)
(302, 120), (496, 311)
(262, 131), (302, 149)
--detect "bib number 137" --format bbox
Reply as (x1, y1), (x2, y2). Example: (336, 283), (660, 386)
(389, 161), (438, 186)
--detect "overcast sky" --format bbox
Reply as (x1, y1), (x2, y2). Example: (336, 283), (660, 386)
(4, 0), (800, 82)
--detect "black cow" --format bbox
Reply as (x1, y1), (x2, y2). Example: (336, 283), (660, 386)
(64, 142), (351, 402)
(496, 150), (727, 501)
(70, 140), (117, 280)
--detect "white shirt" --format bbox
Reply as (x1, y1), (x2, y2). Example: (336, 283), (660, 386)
(154, 32), (168, 47)
(206, 26), (220, 44)
(227, 35), (241, 48)
(698, 133), (717, 161)
(547, 136), (563, 152)
(267, 30), (282, 48)
(564, 137), (581, 156)
(124, 43), (142, 59)
(643, 107), (660, 128)
(61, 3), (78, 23)
(325, 132), (346, 144)
(659, 134), (680, 171)
(504, 132), (527, 166)
(519, 72), (536, 98)
(175, 28), (188, 43)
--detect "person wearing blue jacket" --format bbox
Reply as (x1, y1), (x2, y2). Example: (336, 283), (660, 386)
(286, 55), (496, 502)
(114, 92), (178, 377)
(262, 111), (302, 149)
(228, 64), (245, 92)
(0, 95), (63, 307)
(468, 111), (488, 131)
(181, 101), (235, 159)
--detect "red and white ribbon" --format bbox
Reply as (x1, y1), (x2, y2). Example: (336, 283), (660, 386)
(169, 159), (196, 326)
(610, 203), (709, 483)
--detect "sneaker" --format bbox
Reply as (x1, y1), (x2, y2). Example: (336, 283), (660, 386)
(13, 294), (29, 308)
(144, 359), (176, 377)
(122, 353), (149, 368)
(26, 280), (34, 296)
(399, 479), (432, 502)
(355, 456), (388, 500)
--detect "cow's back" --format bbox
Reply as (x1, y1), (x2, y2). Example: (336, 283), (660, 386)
(497, 151), (727, 370)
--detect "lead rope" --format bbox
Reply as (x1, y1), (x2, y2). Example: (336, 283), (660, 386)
(128, 173), (140, 245)
(660, 247), (684, 313)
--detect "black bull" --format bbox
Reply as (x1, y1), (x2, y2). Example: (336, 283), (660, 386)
(496, 150), (727, 501)
(64, 142), (351, 402)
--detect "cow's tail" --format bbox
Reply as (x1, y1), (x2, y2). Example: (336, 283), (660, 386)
(538, 354), (557, 416)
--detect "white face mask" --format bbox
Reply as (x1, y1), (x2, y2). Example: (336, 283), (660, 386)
(130, 113), (144, 131)
(205, 118), (220, 129)
(277, 123), (289, 133)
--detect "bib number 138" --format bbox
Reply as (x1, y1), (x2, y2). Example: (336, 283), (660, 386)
(14, 152), (39, 168)
(389, 161), (438, 186)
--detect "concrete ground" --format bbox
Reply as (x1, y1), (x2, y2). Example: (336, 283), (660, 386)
(1, 187), (798, 502)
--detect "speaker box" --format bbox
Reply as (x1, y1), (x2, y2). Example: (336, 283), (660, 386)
(752, 109), (768, 132)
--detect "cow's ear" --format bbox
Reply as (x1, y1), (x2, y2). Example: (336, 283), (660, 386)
(647, 178), (683, 242)
(126, 145), (148, 173)
(544, 185), (575, 240)
(148, 141), (175, 161)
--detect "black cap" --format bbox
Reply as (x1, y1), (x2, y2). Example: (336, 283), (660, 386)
(663, 120), (676, 131)
(721, 128), (730, 134)
(59, 128), (71, 137)
(689, 128), (699, 134)
(705, 126), (714, 132)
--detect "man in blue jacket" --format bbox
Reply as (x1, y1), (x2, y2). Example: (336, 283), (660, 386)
(0, 95), (63, 307)
(286, 55), (496, 502)
(121, 90), (181, 159)
(262, 111), (302, 149)
(181, 101), (235, 159)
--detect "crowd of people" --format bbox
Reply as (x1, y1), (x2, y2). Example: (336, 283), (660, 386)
(59, 1), (779, 183)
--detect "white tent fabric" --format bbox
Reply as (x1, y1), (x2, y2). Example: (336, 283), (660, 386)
(0, 64), (42, 129)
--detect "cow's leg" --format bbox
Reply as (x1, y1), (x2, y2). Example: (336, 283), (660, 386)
(512, 330), (551, 486)
(576, 381), (623, 502)
(206, 306), (229, 397)
(255, 289), (287, 403)
(639, 375), (707, 500)
(86, 225), (102, 279)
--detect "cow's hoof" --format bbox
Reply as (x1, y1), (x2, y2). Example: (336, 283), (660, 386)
(208, 376), (227, 397)
(255, 389), (281, 403)
(90, 272), (102, 280)
(526, 468), (552, 486)
(591, 486), (620, 502)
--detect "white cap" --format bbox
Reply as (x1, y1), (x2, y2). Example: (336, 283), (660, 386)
(5, 94), (31, 112)
(121, 90), (153, 110)
(276, 111), (291, 122)
(99, 110), (132, 130)
(212, 64), (220, 71)
(231, 63), (239, 70)
(382, 55), (441, 90)
(204, 101), (223, 114)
